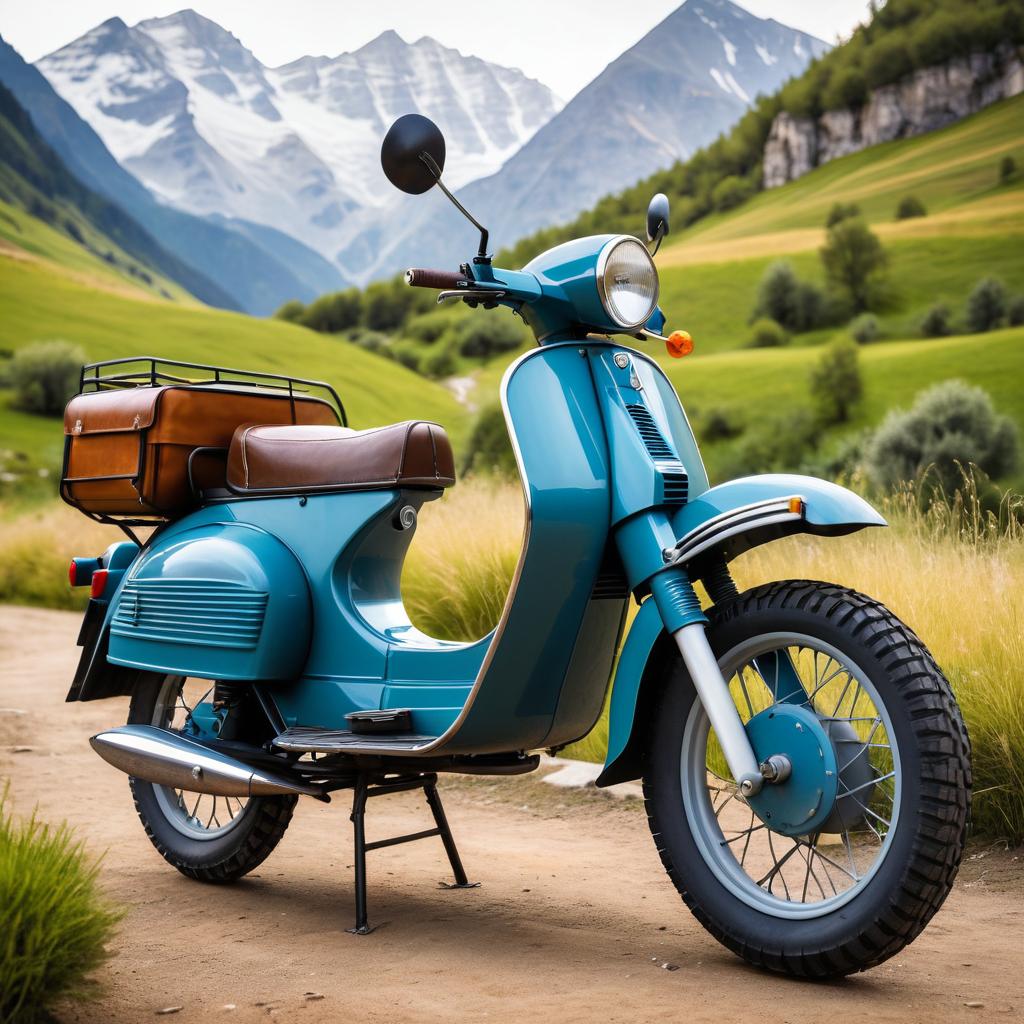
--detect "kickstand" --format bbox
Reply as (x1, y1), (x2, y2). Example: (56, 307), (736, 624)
(346, 772), (478, 935)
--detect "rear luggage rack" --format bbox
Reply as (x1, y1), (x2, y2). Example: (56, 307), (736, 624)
(79, 356), (347, 426)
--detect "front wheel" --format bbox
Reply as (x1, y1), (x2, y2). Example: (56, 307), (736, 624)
(644, 580), (970, 978)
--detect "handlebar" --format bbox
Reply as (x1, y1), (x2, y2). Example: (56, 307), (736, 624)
(404, 268), (471, 289)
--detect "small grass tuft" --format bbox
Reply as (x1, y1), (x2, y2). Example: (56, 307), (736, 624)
(0, 787), (121, 1023)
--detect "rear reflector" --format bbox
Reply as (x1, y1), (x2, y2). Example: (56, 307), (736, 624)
(69, 557), (101, 587)
(90, 569), (110, 599)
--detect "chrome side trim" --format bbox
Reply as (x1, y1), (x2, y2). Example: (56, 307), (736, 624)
(313, 345), (546, 756)
(665, 497), (804, 567)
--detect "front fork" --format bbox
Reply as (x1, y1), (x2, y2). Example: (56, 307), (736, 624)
(648, 569), (765, 796)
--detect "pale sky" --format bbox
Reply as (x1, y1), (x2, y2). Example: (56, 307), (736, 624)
(1, 1), (873, 99)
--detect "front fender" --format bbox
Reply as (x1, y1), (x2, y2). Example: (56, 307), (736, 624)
(595, 474), (884, 787)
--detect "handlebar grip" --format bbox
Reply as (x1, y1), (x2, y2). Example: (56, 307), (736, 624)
(404, 268), (471, 289)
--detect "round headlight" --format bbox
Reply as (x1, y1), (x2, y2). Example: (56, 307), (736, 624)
(596, 236), (659, 329)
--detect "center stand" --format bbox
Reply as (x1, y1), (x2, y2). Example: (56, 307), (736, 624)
(347, 771), (479, 934)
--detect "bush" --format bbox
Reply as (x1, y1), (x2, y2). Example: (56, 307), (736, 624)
(822, 67), (868, 110)
(272, 299), (305, 323)
(965, 276), (1007, 333)
(711, 174), (754, 212)
(8, 341), (84, 416)
(751, 262), (827, 332)
(456, 315), (526, 359)
(388, 340), (421, 372)
(1008, 294), (1024, 327)
(849, 312), (881, 344)
(343, 327), (388, 354)
(999, 155), (1017, 184)
(894, 195), (926, 220)
(748, 317), (789, 348)
(361, 279), (420, 332)
(460, 404), (516, 476)
(820, 218), (887, 312)
(864, 380), (1019, 492)
(825, 202), (860, 228)
(809, 337), (863, 424)
(699, 406), (744, 442)
(718, 409), (818, 477)
(1, 788), (121, 1022)
(919, 302), (952, 338)
(404, 312), (453, 345)
(420, 341), (458, 380)
(299, 289), (361, 333)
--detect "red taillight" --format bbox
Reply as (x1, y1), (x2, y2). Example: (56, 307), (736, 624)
(69, 560), (78, 586)
(90, 569), (109, 599)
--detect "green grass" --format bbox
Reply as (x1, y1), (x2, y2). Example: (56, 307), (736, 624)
(0, 255), (470, 476)
(0, 787), (121, 1023)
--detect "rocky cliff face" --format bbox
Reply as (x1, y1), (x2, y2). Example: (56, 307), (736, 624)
(763, 46), (1024, 188)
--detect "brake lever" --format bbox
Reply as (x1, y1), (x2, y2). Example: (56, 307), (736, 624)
(437, 289), (507, 307)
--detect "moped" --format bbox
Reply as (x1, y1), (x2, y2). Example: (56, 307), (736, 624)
(63, 114), (969, 977)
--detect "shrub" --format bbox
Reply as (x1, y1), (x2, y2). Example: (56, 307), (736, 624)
(752, 262), (826, 332)
(748, 317), (788, 348)
(699, 407), (744, 443)
(1008, 294), (1024, 327)
(809, 337), (863, 424)
(999, 155), (1017, 184)
(0, 788), (121, 1022)
(822, 67), (868, 111)
(343, 327), (388, 354)
(919, 302), (952, 338)
(820, 218), (887, 312)
(849, 312), (881, 344)
(299, 289), (361, 333)
(404, 312), (453, 344)
(361, 279), (420, 332)
(388, 340), (421, 372)
(711, 174), (754, 212)
(272, 299), (305, 323)
(894, 195), (926, 220)
(965, 276), (1007, 333)
(718, 409), (817, 477)
(8, 341), (84, 416)
(864, 380), (1019, 492)
(825, 202), (860, 228)
(460, 404), (516, 476)
(456, 315), (526, 359)
(420, 341), (458, 380)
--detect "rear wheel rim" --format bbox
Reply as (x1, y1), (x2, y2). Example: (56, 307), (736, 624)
(680, 632), (902, 920)
(150, 676), (253, 841)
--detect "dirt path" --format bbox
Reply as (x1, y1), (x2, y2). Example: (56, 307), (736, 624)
(1, 606), (1021, 1023)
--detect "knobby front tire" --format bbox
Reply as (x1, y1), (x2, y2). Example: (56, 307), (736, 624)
(643, 580), (970, 977)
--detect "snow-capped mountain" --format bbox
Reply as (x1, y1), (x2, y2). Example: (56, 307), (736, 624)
(345, 0), (829, 282)
(37, 10), (561, 270)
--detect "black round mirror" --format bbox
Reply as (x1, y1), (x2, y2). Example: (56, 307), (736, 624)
(381, 114), (446, 195)
(646, 192), (670, 243)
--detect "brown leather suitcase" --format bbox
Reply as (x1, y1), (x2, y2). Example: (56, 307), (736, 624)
(62, 385), (340, 518)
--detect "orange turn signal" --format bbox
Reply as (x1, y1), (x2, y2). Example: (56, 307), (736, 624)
(666, 330), (693, 358)
(788, 497), (804, 515)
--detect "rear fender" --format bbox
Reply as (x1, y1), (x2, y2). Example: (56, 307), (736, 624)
(596, 474), (884, 786)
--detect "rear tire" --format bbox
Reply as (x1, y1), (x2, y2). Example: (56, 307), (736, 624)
(643, 580), (970, 977)
(128, 675), (296, 883)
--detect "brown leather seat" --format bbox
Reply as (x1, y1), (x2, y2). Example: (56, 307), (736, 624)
(226, 421), (456, 495)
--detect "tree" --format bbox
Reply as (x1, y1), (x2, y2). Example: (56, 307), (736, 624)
(864, 380), (1019, 492)
(299, 289), (361, 333)
(8, 341), (84, 416)
(273, 299), (305, 323)
(919, 303), (952, 338)
(826, 202), (860, 228)
(809, 338), (863, 424)
(1000, 155), (1018, 184)
(965, 277), (1007, 333)
(819, 218), (887, 312)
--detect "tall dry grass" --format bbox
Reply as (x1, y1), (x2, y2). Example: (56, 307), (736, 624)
(2, 474), (1021, 839)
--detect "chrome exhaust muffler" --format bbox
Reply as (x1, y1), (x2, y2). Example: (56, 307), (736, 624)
(90, 725), (323, 798)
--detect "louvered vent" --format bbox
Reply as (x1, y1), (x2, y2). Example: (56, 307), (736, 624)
(662, 472), (689, 506)
(592, 544), (629, 600)
(625, 404), (676, 460)
(112, 579), (269, 650)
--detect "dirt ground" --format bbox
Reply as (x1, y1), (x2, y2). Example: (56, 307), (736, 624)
(1, 605), (1022, 1023)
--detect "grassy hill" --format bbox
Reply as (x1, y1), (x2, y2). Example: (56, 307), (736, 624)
(0, 252), (469, 497)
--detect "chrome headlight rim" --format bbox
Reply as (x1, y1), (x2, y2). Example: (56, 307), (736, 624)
(595, 234), (660, 330)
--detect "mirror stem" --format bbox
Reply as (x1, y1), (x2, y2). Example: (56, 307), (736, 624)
(420, 152), (490, 263)
(648, 226), (665, 257)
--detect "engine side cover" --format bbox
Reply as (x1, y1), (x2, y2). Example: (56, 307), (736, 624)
(107, 523), (310, 680)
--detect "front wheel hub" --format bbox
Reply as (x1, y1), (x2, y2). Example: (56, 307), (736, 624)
(743, 704), (838, 837)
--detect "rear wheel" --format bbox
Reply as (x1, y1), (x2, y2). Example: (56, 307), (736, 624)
(644, 580), (970, 977)
(128, 675), (296, 883)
